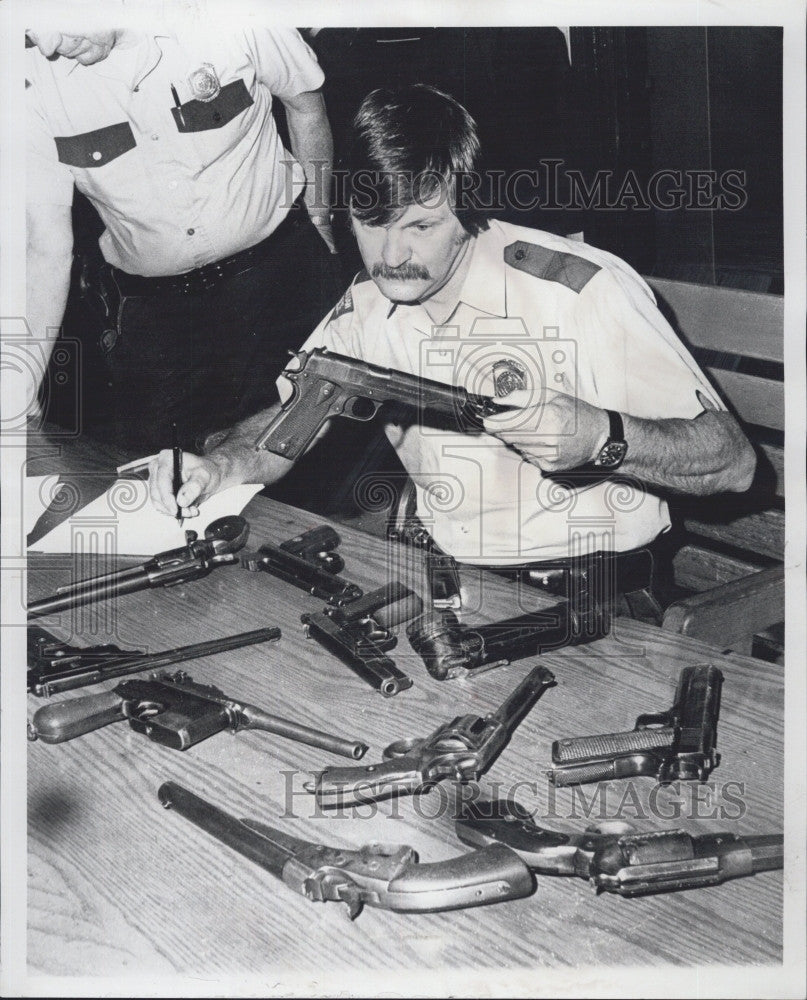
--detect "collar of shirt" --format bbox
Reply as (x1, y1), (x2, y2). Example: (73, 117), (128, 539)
(64, 32), (169, 91)
(387, 223), (510, 332)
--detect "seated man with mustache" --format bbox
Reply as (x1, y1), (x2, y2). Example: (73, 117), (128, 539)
(149, 84), (754, 610)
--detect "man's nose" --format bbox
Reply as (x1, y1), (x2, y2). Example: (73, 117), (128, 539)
(380, 230), (411, 268)
(27, 31), (61, 57)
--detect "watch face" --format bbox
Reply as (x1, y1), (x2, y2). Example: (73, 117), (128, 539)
(595, 440), (628, 468)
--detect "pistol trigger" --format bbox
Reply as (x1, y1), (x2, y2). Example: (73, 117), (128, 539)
(336, 883), (364, 920)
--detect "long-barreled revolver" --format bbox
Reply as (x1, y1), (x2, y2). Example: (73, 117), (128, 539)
(28, 515), (249, 619)
(241, 525), (363, 604)
(549, 664), (723, 786)
(28, 669), (368, 759)
(254, 348), (514, 460)
(456, 796), (783, 897)
(27, 624), (280, 696)
(301, 582), (422, 697)
(407, 603), (610, 680)
(308, 663), (556, 808)
(158, 781), (534, 918)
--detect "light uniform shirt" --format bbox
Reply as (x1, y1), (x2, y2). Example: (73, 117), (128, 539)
(294, 220), (724, 565)
(26, 27), (323, 276)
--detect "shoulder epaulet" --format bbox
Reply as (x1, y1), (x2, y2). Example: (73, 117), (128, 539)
(504, 241), (601, 294)
(328, 270), (372, 322)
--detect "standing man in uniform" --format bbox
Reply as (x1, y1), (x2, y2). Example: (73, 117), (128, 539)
(26, 23), (339, 453)
(149, 85), (755, 593)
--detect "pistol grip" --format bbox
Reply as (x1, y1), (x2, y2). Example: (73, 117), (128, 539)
(549, 727), (677, 785)
(29, 689), (125, 744)
(312, 755), (425, 808)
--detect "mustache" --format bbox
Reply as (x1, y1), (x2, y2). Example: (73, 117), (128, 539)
(371, 262), (431, 281)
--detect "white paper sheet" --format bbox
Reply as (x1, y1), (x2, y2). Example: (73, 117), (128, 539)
(28, 480), (264, 556)
(23, 474), (64, 536)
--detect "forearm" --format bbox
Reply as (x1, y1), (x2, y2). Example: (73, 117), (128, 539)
(620, 409), (756, 494)
(202, 404), (296, 488)
(25, 245), (72, 394)
(285, 94), (333, 221)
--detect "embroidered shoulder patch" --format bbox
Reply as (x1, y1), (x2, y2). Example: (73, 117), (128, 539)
(330, 286), (354, 322)
(329, 270), (373, 322)
(504, 241), (601, 293)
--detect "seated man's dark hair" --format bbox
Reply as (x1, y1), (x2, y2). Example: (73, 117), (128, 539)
(345, 84), (490, 236)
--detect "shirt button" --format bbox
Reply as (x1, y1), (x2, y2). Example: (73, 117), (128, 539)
(168, 180), (178, 190)
(151, 133), (159, 141)
(187, 228), (195, 235)
(92, 151), (102, 161)
(514, 246), (526, 261)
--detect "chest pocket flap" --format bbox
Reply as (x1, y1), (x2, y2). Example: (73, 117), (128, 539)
(171, 78), (254, 133)
(55, 121), (136, 169)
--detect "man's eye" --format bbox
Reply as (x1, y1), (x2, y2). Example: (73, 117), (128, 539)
(414, 224), (432, 232)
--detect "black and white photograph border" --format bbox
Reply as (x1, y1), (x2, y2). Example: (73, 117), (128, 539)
(1, 0), (805, 997)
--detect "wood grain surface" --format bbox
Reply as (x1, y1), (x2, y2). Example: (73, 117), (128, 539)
(27, 491), (784, 979)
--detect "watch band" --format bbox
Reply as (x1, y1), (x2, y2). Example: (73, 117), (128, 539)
(604, 409), (624, 448)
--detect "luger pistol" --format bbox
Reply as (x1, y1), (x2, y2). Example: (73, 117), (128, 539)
(254, 347), (515, 460)
(308, 663), (556, 808)
(456, 796), (784, 897)
(549, 664), (723, 786)
(28, 669), (368, 759)
(407, 602), (610, 680)
(28, 515), (249, 619)
(158, 781), (534, 918)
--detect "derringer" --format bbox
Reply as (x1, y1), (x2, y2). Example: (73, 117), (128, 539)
(241, 525), (363, 604)
(456, 796), (783, 897)
(28, 669), (368, 759)
(407, 603), (611, 680)
(158, 781), (534, 918)
(254, 348), (514, 460)
(301, 582), (422, 696)
(27, 624), (280, 696)
(549, 663), (723, 786)
(309, 663), (556, 808)
(28, 515), (249, 619)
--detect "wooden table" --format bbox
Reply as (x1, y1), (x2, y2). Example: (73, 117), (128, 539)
(26, 481), (785, 987)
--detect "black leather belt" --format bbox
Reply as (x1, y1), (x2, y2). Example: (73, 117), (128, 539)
(488, 547), (663, 625)
(488, 547), (655, 599)
(110, 201), (304, 296)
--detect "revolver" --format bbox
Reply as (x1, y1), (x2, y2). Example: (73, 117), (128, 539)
(241, 525), (363, 604)
(309, 663), (556, 808)
(301, 582), (423, 697)
(254, 348), (513, 460)
(28, 669), (368, 759)
(456, 796), (784, 897)
(159, 781), (534, 918)
(549, 664), (723, 786)
(407, 602), (610, 680)
(28, 515), (249, 619)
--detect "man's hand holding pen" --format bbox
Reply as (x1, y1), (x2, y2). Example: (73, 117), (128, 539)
(172, 424), (184, 526)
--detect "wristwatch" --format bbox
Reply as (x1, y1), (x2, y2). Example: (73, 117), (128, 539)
(591, 409), (628, 469)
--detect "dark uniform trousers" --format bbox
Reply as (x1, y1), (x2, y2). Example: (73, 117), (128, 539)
(93, 207), (341, 456)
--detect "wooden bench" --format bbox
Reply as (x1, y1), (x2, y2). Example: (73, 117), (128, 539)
(645, 277), (785, 658)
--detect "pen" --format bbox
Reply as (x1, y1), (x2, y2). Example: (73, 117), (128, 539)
(172, 423), (183, 526)
(171, 84), (185, 128)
